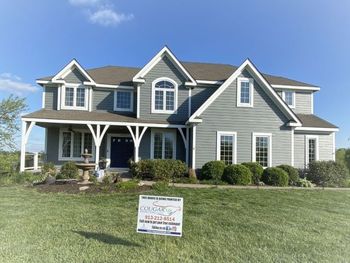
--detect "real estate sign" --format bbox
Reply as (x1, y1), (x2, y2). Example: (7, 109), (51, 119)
(137, 195), (183, 237)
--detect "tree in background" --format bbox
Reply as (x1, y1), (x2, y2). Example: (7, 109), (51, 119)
(336, 148), (350, 171)
(0, 95), (27, 151)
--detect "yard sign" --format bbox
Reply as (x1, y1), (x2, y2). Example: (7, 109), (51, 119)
(136, 195), (183, 237)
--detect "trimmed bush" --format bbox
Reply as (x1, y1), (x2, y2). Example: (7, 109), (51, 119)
(296, 178), (313, 188)
(59, 161), (79, 179)
(307, 161), (349, 187)
(200, 161), (225, 181)
(130, 159), (187, 181)
(42, 162), (56, 177)
(222, 164), (252, 185)
(241, 162), (263, 184)
(262, 167), (289, 186)
(277, 164), (299, 186)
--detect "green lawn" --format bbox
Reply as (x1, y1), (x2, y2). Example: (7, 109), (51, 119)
(0, 186), (350, 263)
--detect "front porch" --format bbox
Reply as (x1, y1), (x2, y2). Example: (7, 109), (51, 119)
(20, 110), (190, 171)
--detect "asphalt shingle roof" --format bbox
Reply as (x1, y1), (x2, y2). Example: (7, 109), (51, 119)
(296, 114), (338, 129)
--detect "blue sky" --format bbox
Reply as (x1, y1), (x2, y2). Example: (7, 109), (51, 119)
(0, 0), (349, 151)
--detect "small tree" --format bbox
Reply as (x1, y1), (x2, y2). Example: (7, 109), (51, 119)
(0, 95), (27, 150)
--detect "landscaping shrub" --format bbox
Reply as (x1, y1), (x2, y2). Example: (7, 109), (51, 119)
(152, 181), (169, 192)
(0, 171), (44, 186)
(58, 161), (79, 179)
(262, 167), (289, 186)
(222, 164), (252, 185)
(296, 178), (313, 188)
(130, 159), (187, 181)
(277, 164), (299, 186)
(200, 161), (225, 181)
(41, 162), (56, 177)
(307, 161), (349, 187)
(241, 162), (263, 184)
(116, 180), (139, 191)
(0, 152), (19, 175)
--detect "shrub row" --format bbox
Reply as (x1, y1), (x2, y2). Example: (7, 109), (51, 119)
(306, 161), (349, 187)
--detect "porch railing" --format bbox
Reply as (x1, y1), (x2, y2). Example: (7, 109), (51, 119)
(24, 152), (44, 171)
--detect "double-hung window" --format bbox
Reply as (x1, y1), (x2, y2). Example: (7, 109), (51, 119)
(114, 90), (133, 111)
(151, 130), (176, 159)
(62, 84), (88, 110)
(152, 78), (177, 113)
(60, 130), (93, 160)
(306, 136), (318, 164)
(282, 90), (295, 108)
(253, 133), (272, 167)
(216, 131), (237, 165)
(237, 77), (254, 107)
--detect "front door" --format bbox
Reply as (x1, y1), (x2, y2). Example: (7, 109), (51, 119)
(110, 136), (134, 168)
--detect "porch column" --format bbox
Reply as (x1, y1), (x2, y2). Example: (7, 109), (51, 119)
(87, 124), (110, 169)
(191, 125), (197, 169)
(178, 127), (189, 165)
(20, 120), (36, 172)
(127, 125), (148, 163)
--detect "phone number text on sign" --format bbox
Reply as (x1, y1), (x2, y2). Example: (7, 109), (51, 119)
(136, 195), (183, 237)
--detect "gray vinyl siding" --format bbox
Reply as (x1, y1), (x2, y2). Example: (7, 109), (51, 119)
(46, 127), (62, 165)
(294, 132), (335, 168)
(64, 68), (87, 83)
(191, 86), (217, 114)
(294, 92), (312, 114)
(44, 86), (58, 110)
(139, 55), (189, 123)
(195, 69), (293, 169)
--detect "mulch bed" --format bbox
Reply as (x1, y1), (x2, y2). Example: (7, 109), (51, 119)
(34, 183), (151, 194)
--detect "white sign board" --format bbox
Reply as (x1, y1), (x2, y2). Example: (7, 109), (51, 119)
(137, 195), (183, 237)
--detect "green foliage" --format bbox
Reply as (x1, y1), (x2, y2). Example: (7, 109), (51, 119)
(152, 180), (169, 192)
(277, 164), (299, 186)
(188, 168), (198, 184)
(0, 171), (45, 186)
(262, 167), (289, 186)
(200, 161), (225, 181)
(241, 162), (264, 185)
(307, 161), (349, 187)
(58, 161), (79, 179)
(222, 164), (252, 185)
(0, 152), (19, 175)
(116, 180), (139, 191)
(41, 162), (56, 177)
(102, 173), (115, 185)
(0, 95), (27, 150)
(130, 159), (187, 181)
(296, 178), (313, 188)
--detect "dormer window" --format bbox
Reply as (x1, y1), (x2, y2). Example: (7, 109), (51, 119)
(237, 77), (254, 107)
(282, 91), (295, 108)
(152, 78), (178, 113)
(61, 84), (88, 110)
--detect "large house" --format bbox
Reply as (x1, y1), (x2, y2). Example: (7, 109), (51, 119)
(20, 47), (338, 172)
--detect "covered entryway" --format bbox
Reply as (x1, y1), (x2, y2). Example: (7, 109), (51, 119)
(109, 135), (134, 168)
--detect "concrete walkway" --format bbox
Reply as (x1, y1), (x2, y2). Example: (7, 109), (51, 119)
(132, 179), (350, 191)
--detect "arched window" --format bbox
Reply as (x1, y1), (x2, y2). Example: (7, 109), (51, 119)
(152, 78), (177, 113)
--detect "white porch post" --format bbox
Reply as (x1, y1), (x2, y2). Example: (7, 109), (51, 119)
(192, 125), (197, 169)
(20, 120), (36, 172)
(87, 124), (110, 170)
(33, 152), (39, 171)
(127, 125), (148, 163)
(178, 127), (189, 166)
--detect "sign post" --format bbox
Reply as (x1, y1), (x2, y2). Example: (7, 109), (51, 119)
(136, 195), (183, 237)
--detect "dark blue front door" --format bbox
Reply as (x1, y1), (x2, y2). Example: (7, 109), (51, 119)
(110, 137), (134, 168)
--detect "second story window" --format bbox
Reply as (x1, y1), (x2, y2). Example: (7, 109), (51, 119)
(282, 91), (295, 108)
(152, 78), (178, 113)
(114, 90), (133, 111)
(62, 84), (88, 110)
(237, 77), (254, 107)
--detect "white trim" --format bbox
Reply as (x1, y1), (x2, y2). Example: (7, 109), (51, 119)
(196, 80), (224, 85)
(271, 84), (320, 91)
(237, 77), (254, 107)
(21, 117), (186, 128)
(133, 46), (197, 85)
(61, 84), (89, 111)
(216, 131), (237, 164)
(150, 128), (177, 159)
(282, 90), (296, 109)
(58, 128), (95, 161)
(295, 127), (339, 132)
(36, 80), (50, 84)
(57, 85), (61, 110)
(305, 135), (319, 164)
(332, 132), (336, 161)
(113, 89), (134, 112)
(311, 92), (314, 114)
(88, 87), (92, 112)
(192, 125), (197, 169)
(52, 59), (96, 84)
(137, 84), (140, 118)
(151, 77), (178, 114)
(252, 132), (272, 168)
(291, 128), (295, 166)
(42, 87), (46, 108)
(188, 88), (192, 118)
(188, 59), (301, 126)
(106, 133), (132, 168)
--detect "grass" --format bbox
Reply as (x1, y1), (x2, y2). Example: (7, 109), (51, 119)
(0, 186), (350, 262)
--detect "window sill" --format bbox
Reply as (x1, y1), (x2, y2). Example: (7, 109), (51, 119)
(151, 109), (177, 114)
(237, 104), (253, 108)
(114, 108), (133, 112)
